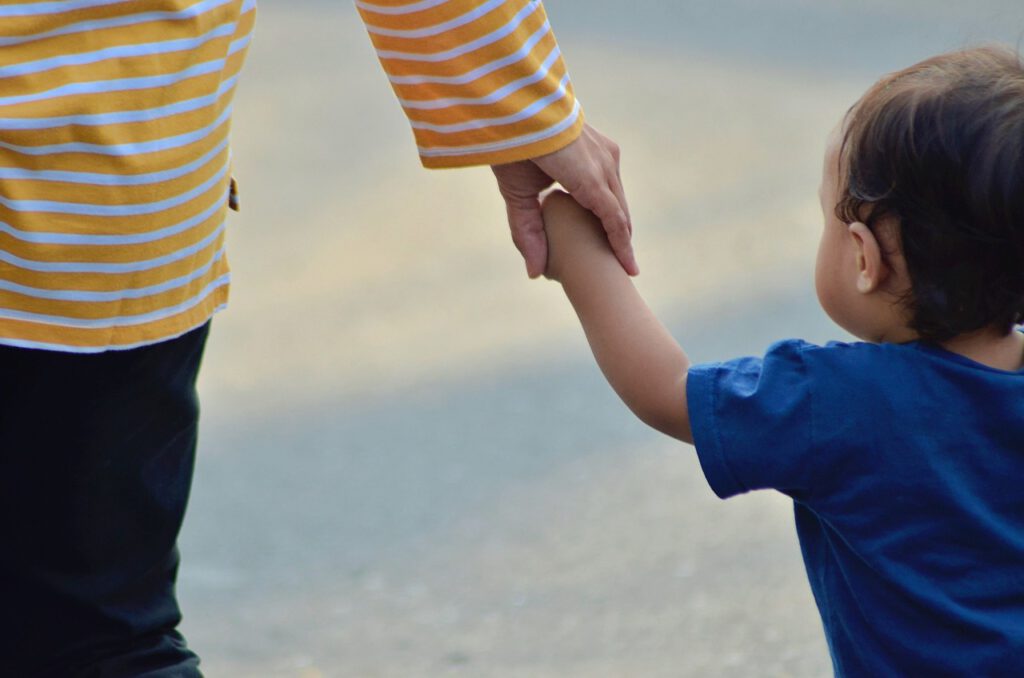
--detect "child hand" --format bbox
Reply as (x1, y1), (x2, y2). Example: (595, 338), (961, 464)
(541, 190), (614, 282)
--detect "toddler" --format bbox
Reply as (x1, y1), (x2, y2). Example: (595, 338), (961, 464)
(542, 45), (1024, 676)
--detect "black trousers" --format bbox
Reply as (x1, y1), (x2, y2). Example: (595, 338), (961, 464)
(0, 323), (210, 677)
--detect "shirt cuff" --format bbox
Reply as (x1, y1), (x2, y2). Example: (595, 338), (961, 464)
(418, 110), (585, 169)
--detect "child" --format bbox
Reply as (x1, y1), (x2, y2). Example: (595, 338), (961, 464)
(542, 45), (1024, 676)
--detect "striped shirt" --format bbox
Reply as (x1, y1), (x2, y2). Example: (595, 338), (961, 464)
(0, 0), (581, 352)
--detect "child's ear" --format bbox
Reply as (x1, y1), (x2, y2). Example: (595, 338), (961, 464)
(848, 221), (888, 293)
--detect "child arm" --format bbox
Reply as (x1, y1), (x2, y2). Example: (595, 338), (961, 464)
(543, 192), (693, 444)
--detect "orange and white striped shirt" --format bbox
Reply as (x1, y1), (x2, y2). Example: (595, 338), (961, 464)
(0, 0), (581, 352)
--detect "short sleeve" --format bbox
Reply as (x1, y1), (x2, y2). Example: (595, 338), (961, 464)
(686, 339), (817, 500)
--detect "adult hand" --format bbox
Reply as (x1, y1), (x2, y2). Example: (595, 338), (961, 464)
(492, 123), (637, 279)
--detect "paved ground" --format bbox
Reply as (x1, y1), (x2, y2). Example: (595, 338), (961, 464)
(176, 2), (1024, 675)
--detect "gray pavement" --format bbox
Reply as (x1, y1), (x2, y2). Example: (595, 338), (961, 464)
(176, 2), (1024, 675)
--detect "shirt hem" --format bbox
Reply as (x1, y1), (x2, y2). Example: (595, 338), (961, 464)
(0, 294), (228, 354)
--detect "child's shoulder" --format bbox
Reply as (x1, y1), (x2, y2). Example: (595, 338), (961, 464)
(761, 336), (1023, 404)
(767, 336), (929, 362)
(761, 336), (898, 367)
(758, 337), (946, 391)
(703, 338), (900, 383)
(779, 335), (1024, 376)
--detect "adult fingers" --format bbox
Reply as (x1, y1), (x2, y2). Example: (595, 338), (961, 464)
(607, 156), (633, 239)
(590, 131), (631, 234)
(573, 179), (639, 276)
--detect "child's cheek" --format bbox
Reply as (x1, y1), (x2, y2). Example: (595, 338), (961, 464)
(814, 233), (847, 327)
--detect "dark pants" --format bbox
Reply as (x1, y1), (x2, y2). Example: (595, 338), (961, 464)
(0, 324), (210, 677)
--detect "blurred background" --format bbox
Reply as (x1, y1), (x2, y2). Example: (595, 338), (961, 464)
(177, 2), (1024, 676)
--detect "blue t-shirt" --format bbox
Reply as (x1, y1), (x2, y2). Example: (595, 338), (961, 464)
(687, 338), (1024, 676)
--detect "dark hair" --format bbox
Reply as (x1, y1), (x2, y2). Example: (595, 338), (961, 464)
(836, 45), (1024, 343)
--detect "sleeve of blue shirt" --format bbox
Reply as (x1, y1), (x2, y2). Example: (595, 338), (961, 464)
(687, 339), (819, 501)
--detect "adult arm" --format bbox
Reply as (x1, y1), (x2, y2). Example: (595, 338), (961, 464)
(543, 191), (693, 443)
(356, 0), (635, 277)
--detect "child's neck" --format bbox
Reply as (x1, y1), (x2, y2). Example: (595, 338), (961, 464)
(940, 327), (1024, 372)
